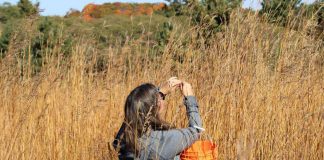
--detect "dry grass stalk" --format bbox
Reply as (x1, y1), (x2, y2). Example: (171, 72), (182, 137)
(0, 11), (323, 159)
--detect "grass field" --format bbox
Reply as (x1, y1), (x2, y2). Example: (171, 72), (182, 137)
(0, 10), (323, 159)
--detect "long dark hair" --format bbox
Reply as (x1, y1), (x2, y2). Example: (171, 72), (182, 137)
(123, 83), (174, 155)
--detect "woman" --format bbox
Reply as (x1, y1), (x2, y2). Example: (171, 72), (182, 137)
(113, 77), (203, 159)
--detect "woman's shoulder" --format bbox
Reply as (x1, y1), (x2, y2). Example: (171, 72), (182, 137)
(147, 127), (199, 141)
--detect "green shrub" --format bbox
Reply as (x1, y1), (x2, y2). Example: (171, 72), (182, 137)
(0, 21), (16, 54)
(186, 0), (241, 45)
(260, 0), (301, 26)
(0, 2), (22, 23)
(29, 18), (59, 72)
(157, 21), (173, 47)
(313, 1), (323, 37)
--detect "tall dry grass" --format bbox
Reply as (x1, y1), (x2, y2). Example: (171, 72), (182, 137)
(0, 11), (323, 159)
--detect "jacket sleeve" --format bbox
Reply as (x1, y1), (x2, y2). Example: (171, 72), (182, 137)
(184, 96), (203, 128)
(148, 96), (203, 159)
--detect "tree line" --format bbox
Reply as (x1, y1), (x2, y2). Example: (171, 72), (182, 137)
(0, 0), (323, 74)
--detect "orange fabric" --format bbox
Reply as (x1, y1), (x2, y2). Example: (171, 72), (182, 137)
(180, 140), (217, 160)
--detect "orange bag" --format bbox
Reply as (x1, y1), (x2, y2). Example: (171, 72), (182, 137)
(180, 140), (217, 160)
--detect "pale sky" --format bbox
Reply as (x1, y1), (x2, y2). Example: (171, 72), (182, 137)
(242, 0), (316, 10)
(0, 0), (317, 16)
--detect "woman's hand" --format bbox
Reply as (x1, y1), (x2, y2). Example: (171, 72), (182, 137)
(180, 81), (194, 96)
(159, 77), (182, 95)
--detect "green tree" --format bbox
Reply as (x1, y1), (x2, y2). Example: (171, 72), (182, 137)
(17, 0), (38, 17)
(192, 0), (241, 26)
(165, 0), (187, 16)
(186, 0), (241, 45)
(260, 0), (301, 26)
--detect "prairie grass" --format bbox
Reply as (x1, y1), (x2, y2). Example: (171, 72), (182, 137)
(0, 11), (323, 159)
